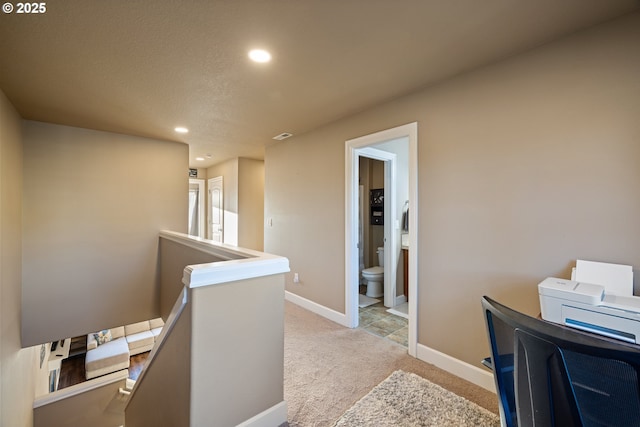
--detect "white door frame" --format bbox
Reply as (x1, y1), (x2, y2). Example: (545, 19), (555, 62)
(188, 178), (205, 238)
(357, 147), (397, 308)
(345, 122), (418, 356)
(208, 176), (224, 243)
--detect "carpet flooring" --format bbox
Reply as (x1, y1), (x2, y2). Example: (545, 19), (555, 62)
(333, 370), (500, 426)
(284, 301), (499, 426)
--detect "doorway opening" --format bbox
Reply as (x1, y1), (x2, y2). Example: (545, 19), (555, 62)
(188, 178), (205, 238)
(345, 122), (418, 356)
(208, 176), (223, 243)
(358, 149), (397, 307)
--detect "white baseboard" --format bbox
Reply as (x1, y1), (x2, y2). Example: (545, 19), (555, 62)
(285, 291), (495, 394)
(285, 291), (349, 327)
(395, 295), (407, 306)
(236, 401), (287, 427)
(416, 343), (496, 393)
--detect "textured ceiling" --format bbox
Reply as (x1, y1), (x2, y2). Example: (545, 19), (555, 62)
(1, 0), (638, 167)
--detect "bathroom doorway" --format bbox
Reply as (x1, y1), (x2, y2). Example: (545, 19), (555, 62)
(345, 122), (418, 356)
(358, 151), (396, 308)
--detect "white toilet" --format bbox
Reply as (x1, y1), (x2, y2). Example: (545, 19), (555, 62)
(362, 247), (384, 298)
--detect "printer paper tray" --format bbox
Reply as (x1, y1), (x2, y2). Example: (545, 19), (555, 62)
(562, 305), (640, 344)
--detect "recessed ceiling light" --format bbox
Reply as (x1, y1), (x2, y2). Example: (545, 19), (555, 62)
(175, 127), (189, 134)
(195, 157), (205, 161)
(248, 49), (271, 63)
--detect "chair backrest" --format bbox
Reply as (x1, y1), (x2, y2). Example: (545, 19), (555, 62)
(482, 296), (640, 427)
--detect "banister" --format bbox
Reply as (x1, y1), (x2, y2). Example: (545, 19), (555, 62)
(124, 231), (289, 427)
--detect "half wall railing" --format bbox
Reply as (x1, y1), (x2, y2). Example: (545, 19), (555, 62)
(126, 231), (290, 427)
(32, 231), (289, 427)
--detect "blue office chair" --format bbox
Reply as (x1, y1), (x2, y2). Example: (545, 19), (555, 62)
(482, 296), (640, 427)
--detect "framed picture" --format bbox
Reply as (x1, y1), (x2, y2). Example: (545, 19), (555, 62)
(370, 188), (384, 206)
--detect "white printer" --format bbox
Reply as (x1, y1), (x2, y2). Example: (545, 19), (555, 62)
(539, 277), (640, 344)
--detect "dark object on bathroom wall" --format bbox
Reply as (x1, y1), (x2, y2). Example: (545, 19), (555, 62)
(370, 189), (384, 225)
(402, 200), (409, 231)
(401, 209), (409, 231)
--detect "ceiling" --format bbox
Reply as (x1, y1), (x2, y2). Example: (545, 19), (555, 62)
(1, 1), (638, 168)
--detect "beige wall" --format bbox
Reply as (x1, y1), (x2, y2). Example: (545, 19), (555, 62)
(208, 157), (264, 250)
(238, 158), (264, 251)
(192, 168), (208, 180)
(22, 121), (188, 346)
(190, 274), (284, 426)
(0, 90), (37, 427)
(138, 234), (286, 426)
(33, 376), (127, 427)
(158, 237), (220, 319)
(265, 12), (640, 366)
(126, 301), (191, 427)
(266, 123), (345, 310)
(208, 158), (239, 245)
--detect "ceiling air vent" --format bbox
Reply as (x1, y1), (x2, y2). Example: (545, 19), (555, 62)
(272, 132), (293, 141)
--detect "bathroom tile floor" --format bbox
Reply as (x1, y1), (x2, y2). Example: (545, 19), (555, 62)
(358, 300), (408, 347)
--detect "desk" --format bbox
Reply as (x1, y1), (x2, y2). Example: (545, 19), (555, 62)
(48, 338), (71, 392)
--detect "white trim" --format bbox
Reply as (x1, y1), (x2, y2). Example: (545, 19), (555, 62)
(188, 178), (206, 238)
(285, 291), (350, 327)
(416, 343), (496, 393)
(236, 401), (288, 427)
(208, 175), (224, 242)
(185, 257), (290, 288)
(357, 147), (397, 308)
(407, 123), (418, 357)
(346, 145), (398, 324)
(345, 139), (360, 328)
(160, 230), (264, 260)
(285, 290), (496, 396)
(159, 231), (290, 288)
(395, 295), (407, 306)
(345, 122), (419, 356)
(34, 370), (128, 407)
